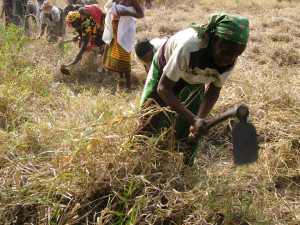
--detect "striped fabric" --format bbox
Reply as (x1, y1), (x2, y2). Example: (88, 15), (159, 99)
(104, 20), (131, 72)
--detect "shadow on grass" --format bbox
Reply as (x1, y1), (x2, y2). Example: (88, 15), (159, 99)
(53, 54), (144, 95)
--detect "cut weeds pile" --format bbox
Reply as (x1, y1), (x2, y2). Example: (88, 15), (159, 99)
(0, 0), (299, 224)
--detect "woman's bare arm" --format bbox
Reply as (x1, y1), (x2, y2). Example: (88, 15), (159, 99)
(197, 83), (221, 119)
(66, 35), (89, 66)
(157, 73), (197, 126)
(158, 73), (221, 142)
(119, 0), (144, 18)
(189, 83), (221, 142)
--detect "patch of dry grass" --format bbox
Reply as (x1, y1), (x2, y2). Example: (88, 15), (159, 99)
(0, 0), (299, 224)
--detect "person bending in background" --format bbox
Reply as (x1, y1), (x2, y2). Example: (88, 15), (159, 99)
(136, 13), (249, 165)
(63, 5), (105, 66)
(103, 0), (144, 92)
(135, 37), (169, 74)
(37, 1), (65, 42)
(1, 0), (13, 28)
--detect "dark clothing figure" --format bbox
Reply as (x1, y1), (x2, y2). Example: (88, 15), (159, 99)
(1, 0), (14, 28)
(12, 0), (27, 27)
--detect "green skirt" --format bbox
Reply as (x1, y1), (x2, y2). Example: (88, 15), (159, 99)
(140, 53), (205, 164)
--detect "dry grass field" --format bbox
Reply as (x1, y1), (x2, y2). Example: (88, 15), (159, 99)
(0, 0), (299, 224)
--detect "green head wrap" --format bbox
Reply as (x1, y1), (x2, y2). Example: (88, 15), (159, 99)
(191, 13), (249, 46)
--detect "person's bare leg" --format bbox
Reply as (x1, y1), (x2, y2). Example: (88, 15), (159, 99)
(125, 71), (131, 90)
(118, 72), (126, 87)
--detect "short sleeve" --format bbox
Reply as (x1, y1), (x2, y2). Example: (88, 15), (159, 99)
(212, 70), (231, 87)
(163, 44), (190, 82)
(212, 60), (237, 87)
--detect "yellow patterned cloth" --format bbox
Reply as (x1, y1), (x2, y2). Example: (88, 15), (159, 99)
(104, 20), (131, 72)
(66, 11), (80, 23)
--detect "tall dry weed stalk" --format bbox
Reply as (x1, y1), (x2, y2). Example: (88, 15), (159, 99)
(0, 0), (299, 224)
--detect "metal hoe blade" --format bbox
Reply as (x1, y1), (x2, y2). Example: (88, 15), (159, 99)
(232, 120), (258, 165)
(206, 104), (259, 166)
(60, 68), (71, 75)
